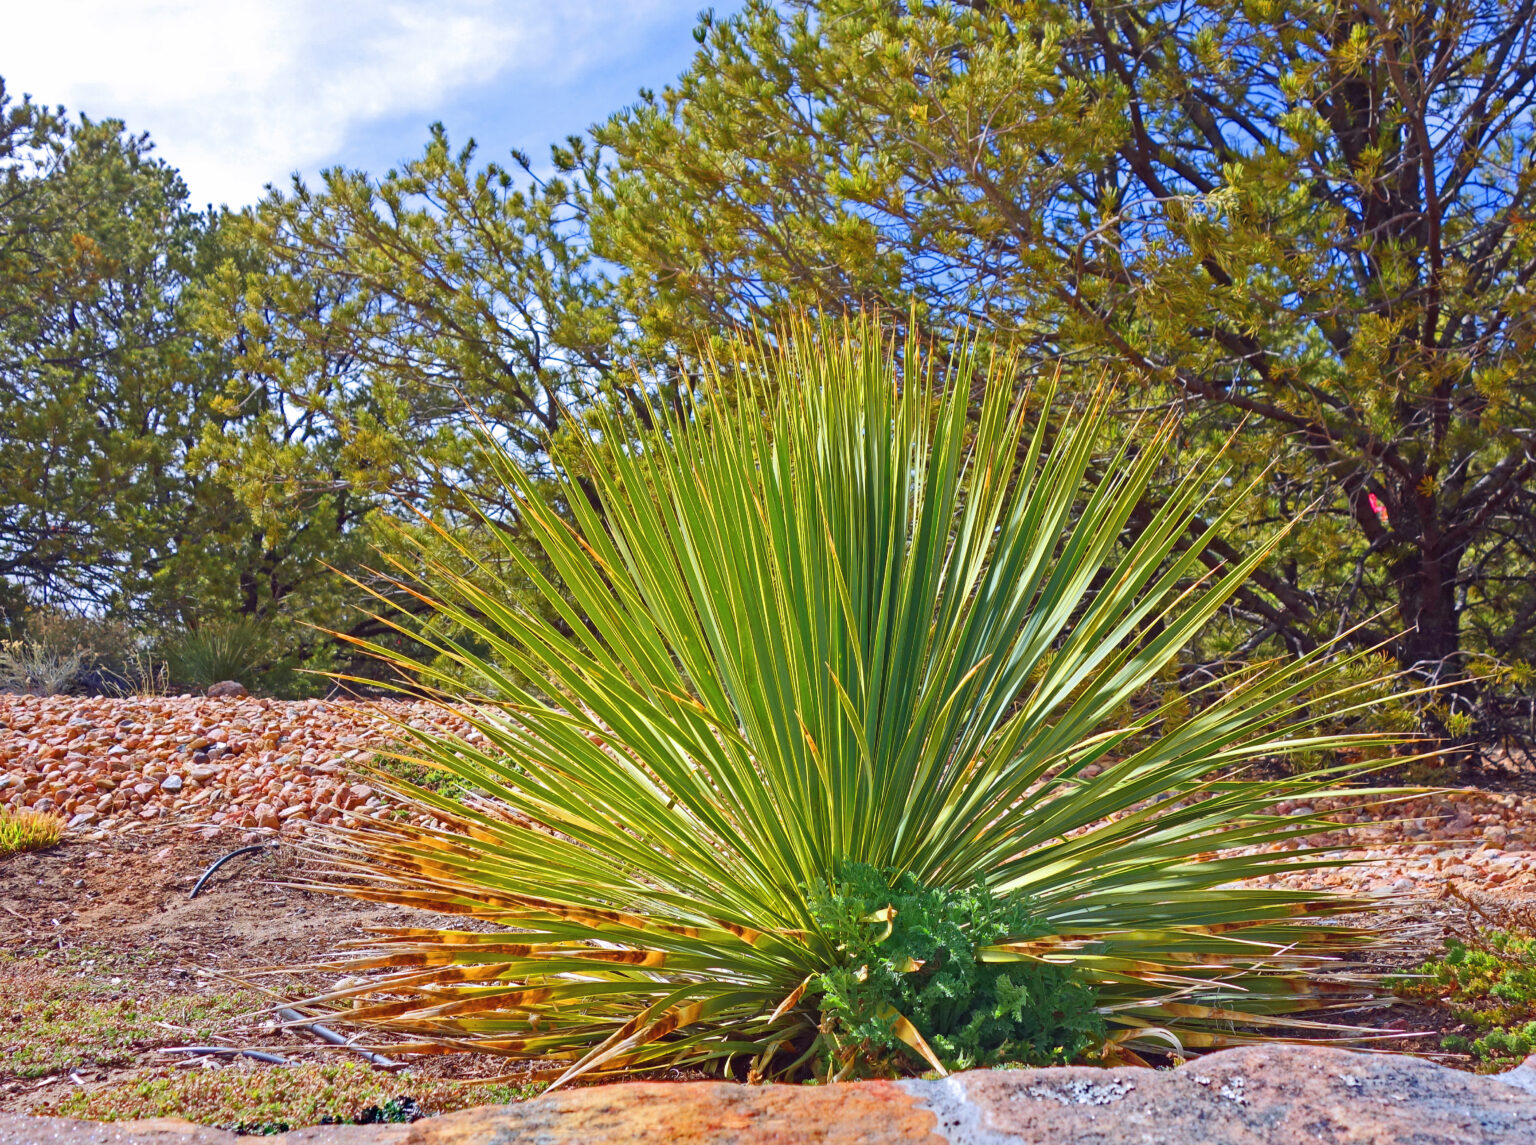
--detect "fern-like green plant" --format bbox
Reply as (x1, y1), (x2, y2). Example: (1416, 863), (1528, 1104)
(297, 322), (1412, 1084)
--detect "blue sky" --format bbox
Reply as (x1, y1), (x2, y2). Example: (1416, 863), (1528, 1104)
(3, 2), (729, 209)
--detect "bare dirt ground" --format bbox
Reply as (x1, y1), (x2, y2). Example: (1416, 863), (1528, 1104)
(0, 829), (535, 1121)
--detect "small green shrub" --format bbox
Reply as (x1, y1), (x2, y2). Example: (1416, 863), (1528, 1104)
(0, 807), (64, 857)
(809, 864), (1103, 1075)
(161, 619), (268, 689)
(1443, 1022), (1536, 1062)
(1390, 929), (1536, 1066)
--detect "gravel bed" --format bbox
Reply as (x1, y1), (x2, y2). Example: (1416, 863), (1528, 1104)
(2, 693), (1535, 898)
(0, 693), (480, 837)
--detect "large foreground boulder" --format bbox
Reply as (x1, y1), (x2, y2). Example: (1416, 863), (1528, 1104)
(3, 1045), (1534, 1145)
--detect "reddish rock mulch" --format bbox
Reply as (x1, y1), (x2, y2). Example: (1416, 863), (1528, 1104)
(0, 694), (480, 835)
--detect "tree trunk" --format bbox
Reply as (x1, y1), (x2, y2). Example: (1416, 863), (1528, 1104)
(1391, 526), (1478, 767)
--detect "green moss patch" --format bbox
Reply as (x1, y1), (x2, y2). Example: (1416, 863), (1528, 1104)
(0, 952), (265, 1080)
(43, 1061), (541, 1129)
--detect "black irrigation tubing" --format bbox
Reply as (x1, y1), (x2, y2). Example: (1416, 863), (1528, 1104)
(160, 1047), (290, 1065)
(277, 1008), (402, 1070)
(189, 845), (273, 899)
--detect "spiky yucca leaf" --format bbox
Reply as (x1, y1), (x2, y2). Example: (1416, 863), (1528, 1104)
(300, 323), (1410, 1082)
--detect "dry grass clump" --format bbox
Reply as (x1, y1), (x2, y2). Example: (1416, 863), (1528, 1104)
(0, 806), (64, 857)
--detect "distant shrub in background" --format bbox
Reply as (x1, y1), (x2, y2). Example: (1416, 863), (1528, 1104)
(160, 619), (267, 690)
(0, 603), (346, 699)
(0, 639), (85, 695)
(0, 608), (155, 694)
(157, 618), (335, 698)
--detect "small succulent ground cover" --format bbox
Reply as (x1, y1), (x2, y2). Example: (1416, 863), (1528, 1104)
(0, 950), (265, 1080)
(1390, 928), (1536, 1068)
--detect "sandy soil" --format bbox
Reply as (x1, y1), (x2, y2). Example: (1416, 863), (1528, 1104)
(0, 829), (518, 1115)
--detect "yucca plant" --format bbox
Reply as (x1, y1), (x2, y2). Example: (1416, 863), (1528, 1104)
(299, 323), (1413, 1085)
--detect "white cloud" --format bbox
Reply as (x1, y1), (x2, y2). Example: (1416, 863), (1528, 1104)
(2, 0), (689, 206)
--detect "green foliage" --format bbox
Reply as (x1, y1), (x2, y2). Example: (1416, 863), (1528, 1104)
(214, 122), (627, 502)
(589, 0), (1536, 747)
(809, 864), (1102, 1073)
(1445, 1022), (1536, 1064)
(12, 0), (1536, 753)
(365, 753), (469, 799)
(0, 807), (64, 857)
(176, 124), (645, 687)
(0, 76), (392, 678)
(1391, 930), (1536, 1066)
(300, 324), (1406, 1086)
(0, 78), (229, 614)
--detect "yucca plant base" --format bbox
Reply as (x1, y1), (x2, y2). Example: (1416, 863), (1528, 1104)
(299, 323), (1411, 1085)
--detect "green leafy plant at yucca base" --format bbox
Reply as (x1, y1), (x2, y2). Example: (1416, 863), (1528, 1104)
(1390, 930), (1536, 1067)
(810, 864), (1103, 1071)
(295, 320), (1418, 1087)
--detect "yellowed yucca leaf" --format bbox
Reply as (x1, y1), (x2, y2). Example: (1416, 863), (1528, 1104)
(549, 997), (717, 1093)
(342, 984), (568, 1022)
(879, 1005), (948, 1076)
(769, 976), (814, 1023)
